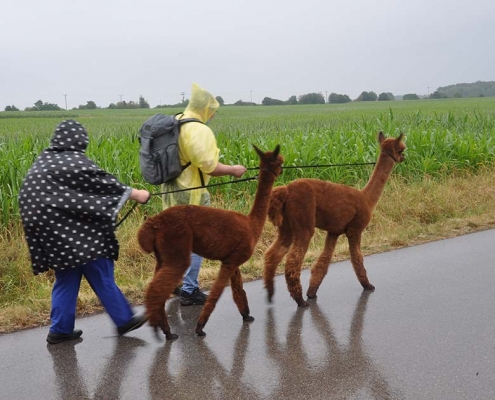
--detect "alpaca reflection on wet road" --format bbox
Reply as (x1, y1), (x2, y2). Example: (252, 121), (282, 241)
(148, 299), (260, 399)
(148, 292), (400, 399)
(48, 292), (399, 399)
(264, 292), (401, 399)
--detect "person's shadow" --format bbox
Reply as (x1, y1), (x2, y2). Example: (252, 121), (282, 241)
(148, 298), (263, 399)
(265, 291), (402, 399)
(47, 335), (147, 399)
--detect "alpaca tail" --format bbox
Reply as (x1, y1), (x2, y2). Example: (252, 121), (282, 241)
(268, 186), (288, 227)
(137, 218), (157, 254)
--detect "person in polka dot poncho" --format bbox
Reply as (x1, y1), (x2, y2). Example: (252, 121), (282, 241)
(19, 120), (151, 343)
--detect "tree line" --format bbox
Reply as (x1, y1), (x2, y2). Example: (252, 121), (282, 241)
(4, 81), (495, 111)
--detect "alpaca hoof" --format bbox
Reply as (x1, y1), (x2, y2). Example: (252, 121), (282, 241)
(165, 332), (179, 340)
(363, 284), (375, 291)
(266, 289), (274, 303)
(306, 289), (317, 299)
(297, 299), (309, 308)
(243, 315), (255, 322)
(196, 323), (206, 336)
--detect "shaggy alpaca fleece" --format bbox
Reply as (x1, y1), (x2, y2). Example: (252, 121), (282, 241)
(263, 132), (406, 307)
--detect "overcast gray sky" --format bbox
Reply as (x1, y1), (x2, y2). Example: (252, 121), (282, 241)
(1, 0), (494, 110)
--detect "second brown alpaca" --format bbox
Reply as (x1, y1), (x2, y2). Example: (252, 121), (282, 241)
(138, 145), (284, 338)
(263, 132), (406, 307)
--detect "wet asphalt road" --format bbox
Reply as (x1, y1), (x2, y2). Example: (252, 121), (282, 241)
(1, 229), (495, 399)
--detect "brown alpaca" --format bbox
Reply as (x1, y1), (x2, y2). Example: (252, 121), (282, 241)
(263, 132), (406, 307)
(138, 145), (284, 338)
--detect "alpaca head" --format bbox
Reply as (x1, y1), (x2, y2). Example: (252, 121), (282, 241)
(378, 132), (406, 163)
(253, 144), (284, 177)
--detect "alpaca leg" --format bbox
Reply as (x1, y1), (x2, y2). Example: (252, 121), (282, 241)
(263, 224), (292, 303)
(230, 267), (254, 322)
(284, 233), (312, 307)
(145, 264), (188, 340)
(196, 264), (236, 336)
(307, 233), (339, 299)
(347, 233), (375, 291)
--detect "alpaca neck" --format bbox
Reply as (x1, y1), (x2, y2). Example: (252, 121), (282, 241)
(248, 169), (277, 239)
(361, 152), (396, 208)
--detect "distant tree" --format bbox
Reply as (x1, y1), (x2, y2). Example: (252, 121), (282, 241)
(139, 96), (150, 109)
(286, 95), (298, 105)
(453, 92), (462, 98)
(234, 100), (256, 106)
(27, 100), (61, 111)
(429, 90), (447, 99)
(4, 105), (20, 111)
(403, 93), (420, 100)
(298, 92), (325, 104)
(378, 92), (395, 101)
(355, 91), (377, 101)
(328, 93), (351, 104)
(78, 101), (97, 110)
(262, 97), (285, 105)
(215, 96), (225, 106)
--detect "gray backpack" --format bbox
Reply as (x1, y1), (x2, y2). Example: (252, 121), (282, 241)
(138, 113), (202, 185)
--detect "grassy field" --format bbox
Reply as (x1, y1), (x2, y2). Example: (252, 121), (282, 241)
(1, 98), (495, 332)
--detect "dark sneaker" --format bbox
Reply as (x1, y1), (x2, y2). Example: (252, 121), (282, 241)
(47, 329), (83, 344)
(117, 314), (148, 335)
(180, 288), (207, 306)
(173, 285), (182, 297)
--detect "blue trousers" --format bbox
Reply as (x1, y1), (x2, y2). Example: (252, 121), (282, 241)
(50, 257), (134, 334)
(182, 253), (203, 294)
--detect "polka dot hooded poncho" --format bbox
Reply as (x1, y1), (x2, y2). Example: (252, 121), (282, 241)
(19, 120), (132, 275)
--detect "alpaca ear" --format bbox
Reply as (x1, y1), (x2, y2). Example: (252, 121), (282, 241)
(396, 132), (405, 142)
(378, 131), (385, 144)
(273, 144), (280, 158)
(253, 144), (264, 158)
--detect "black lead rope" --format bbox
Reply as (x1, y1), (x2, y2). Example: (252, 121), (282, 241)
(264, 161), (376, 170)
(115, 175), (259, 228)
(115, 161), (376, 227)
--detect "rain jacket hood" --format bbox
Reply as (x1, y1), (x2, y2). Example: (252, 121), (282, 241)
(184, 83), (219, 123)
(49, 119), (89, 152)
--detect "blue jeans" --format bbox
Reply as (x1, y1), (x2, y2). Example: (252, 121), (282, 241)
(182, 253), (203, 294)
(50, 257), (134, 334)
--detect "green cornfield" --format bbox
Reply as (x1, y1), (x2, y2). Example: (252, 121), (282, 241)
(1, 98), (495, 231)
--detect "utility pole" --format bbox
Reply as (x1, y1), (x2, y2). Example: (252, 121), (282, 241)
(180, 92), (186, 103)
(63, 94), (68, 110)
(119, 94), (123, 103)
(250, 90), (253, 104)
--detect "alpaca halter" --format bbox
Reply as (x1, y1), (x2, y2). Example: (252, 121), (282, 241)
(260, 167), (280, 177)
(381, 150), (399, 163)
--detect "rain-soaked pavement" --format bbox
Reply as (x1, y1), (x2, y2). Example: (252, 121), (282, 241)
(1, 229), (495, 399)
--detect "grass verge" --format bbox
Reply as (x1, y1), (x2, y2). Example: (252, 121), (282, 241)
(1, 167), (495, 333)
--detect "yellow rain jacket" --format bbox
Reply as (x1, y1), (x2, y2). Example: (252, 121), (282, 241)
(162, 83), (220, 208)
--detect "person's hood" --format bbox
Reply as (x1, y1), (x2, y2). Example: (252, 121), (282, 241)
(184, 83), (220, 123)
(49, 120), (89, 152)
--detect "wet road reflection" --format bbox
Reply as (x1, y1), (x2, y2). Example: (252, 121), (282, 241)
(48, 336), (146, 399)
(265, 292), (401, 399)
(148, 298), (262, 399)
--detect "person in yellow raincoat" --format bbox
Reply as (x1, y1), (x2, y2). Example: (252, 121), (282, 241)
(162, 83), (247, 306)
